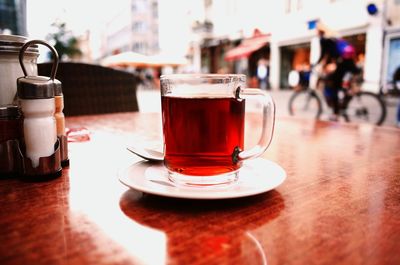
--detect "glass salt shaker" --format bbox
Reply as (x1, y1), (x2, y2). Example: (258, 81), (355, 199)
(17, 40), (59, 170)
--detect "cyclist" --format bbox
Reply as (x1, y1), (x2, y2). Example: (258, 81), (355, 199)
(393, 66), (400, 92)
(316, 25), (361, 120)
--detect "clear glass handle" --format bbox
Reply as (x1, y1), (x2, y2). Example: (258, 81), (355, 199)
(237, 88), (275, 161)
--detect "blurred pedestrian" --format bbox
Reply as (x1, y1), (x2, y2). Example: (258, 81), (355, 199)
(393, 66), (400, 127)
(393, 66), (400, 92)
(257, 58), (269, 90)
(397, 100), (400, 128)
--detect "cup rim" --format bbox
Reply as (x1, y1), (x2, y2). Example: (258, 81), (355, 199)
(160, 73), (246, 80)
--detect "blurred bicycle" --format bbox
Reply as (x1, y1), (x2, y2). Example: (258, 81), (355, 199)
(287, 68), (387, 126)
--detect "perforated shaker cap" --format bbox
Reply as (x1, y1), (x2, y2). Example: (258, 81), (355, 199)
(17, 76), (58, 99)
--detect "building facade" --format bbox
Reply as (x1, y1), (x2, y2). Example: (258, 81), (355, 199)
(103, 0), (159, 57)
(190, 0), (400, 92)
(382, 0), (400, 91)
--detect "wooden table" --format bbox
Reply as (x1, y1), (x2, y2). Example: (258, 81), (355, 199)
(1, 112), (399, 265)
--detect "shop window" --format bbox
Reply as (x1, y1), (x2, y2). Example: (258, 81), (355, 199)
(152, 1), (158, 17)
(386, 37), (400, 84)
(132, 22), (147, 33)
(285, 0), (303, 13)
(132, 0), (147, 13)
(285, 0), (292, 13)
(297, 0), (303, 10)
(132, 42), (148, 53)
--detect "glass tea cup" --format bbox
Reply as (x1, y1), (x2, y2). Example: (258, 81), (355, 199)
(160, 74), (275, 186)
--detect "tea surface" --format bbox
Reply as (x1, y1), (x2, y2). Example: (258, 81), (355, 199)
(162, 96), (245, 176)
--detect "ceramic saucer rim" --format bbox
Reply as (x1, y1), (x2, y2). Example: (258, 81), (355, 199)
(118, 158), (286, 200)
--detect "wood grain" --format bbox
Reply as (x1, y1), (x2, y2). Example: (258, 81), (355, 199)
(0, 112), (399, 265)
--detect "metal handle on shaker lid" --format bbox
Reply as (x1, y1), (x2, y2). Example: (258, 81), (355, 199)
(235, 87), (275, 161)
(19, 39), (59, 79)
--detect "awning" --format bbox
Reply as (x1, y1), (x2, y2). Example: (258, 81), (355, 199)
(224, 34), (270, 61)
(102, 51), (186, 68)
(102, 51), (151, 68)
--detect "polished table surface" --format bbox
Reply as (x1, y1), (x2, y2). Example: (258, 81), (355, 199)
(0, 112), (399, 265)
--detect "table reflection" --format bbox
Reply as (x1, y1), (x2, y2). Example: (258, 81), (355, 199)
(119, 190), (284, 264)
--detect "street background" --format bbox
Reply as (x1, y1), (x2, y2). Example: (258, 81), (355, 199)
(137, 87), (398, 128)
(2, 0), (399, 127)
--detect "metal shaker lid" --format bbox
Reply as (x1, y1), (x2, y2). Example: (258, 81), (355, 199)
(17, 76), (58, 99)
(53, 80), (63, 96)
(17, 39), (60, 99)
(0, 105), (22, 119)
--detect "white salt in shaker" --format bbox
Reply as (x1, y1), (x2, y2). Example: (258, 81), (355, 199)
(17, 40), (59, 168)
(18, 89), (56, 168)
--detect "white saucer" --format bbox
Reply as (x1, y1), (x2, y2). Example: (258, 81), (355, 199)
(118, 158), (286, 200)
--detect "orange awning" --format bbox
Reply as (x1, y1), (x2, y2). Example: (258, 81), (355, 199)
(224, 34), (270, 61)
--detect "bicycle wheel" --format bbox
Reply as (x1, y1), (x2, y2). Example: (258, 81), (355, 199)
(344, 91), (387, 125)
(288, 90), (323, 119)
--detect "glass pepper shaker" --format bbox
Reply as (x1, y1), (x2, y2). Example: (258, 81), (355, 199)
(54, 81), (69, 166)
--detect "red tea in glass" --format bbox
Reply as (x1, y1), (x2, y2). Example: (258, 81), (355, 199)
(162, 96), (245, 176)
(160, 74), (275, 186)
